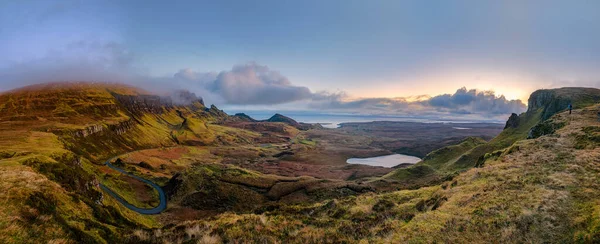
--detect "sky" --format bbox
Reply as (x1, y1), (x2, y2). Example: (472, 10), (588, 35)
(1, 0), (599, 120)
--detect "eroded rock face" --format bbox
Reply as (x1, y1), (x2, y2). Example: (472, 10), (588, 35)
(73, 119), (135, 137)
(527, 90), (556, 112)
(504, 113), (520, 129)
(527, 87), (600, 120)
(113, 93), (174, 114)
(108, 119), (134, 135)
(73, 124), (104, 137)
(208, 105), (229, 119)
(162, 173), (184, 200)
(527, 89), (570, 120)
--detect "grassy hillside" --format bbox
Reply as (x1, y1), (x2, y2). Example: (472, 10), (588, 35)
(0, 82), (261, 243)
(0, 82), (383, 243)
(383, 137), (487, 188)
(128, 96), (600, 243)
(3, 84), (600, 243)
(385, 87), (600, 188)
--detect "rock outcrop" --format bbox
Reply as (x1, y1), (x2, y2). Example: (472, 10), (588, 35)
(73, 119), (134, 137)
(162, 173), (184, 200)
(527, 119), (566, 139)
(504, 113), (520, 129)
(113, 93), (174, 114)
(73, 124), (105, 137)
(206, 105), (229, 119)
(527, 87), (600, 120)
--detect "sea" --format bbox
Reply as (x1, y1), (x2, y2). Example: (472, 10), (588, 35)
(224, 110), (505, 128)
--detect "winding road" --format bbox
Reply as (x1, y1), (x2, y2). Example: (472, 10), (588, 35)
(99, 157), (167, 215)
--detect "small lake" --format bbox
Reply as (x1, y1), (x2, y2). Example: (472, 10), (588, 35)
(347, 154), (421, 168)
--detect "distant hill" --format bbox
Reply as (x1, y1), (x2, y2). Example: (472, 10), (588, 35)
(266, 113), (300, 126)
(233, 113), (257, 122)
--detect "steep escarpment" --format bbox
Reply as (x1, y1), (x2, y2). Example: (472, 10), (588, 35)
(528, 87), (600, 120)
(112, 93), (175, 114)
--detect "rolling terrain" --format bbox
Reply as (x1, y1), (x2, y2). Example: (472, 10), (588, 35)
(128, 87), (600, 243)
(2, 83), (598, 243)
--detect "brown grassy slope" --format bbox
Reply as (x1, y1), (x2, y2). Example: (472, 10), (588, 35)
(129, 104), (600, 243)
(0, 82), (259, 243)
(0, 132), (157, 244)
(107, 146), (380, 225)
(0, 82), (259, 162)
(0, 82), (145, 123)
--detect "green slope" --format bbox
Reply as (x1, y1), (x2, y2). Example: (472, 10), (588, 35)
(385, 87), (600, 186)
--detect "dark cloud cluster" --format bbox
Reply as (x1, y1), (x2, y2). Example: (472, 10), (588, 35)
(427, 87), (526, 114)
(310, 87), (526, 115)
(174, 63), (312, 105)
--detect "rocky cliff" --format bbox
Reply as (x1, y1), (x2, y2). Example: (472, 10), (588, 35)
(527, 87), (600, 120)
(112, 93), (174, 114)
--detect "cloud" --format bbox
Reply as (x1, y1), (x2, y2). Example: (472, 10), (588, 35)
(174, 63), (313, 105)
(426, 87), (526, 114)
(0, 37), (524, 119)
(0, 41), (137, 87)
(310, 87), (526, 117)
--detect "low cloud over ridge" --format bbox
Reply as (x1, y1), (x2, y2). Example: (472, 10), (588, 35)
(0, 37), (525, 118)
(174, 63), (312, 105)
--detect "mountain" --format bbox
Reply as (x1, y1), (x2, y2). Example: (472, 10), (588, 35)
(0, 82), (384, 243)
(2, 84), (600, 243)
(232, 113), (257, 122)
(264, 113), (323, 130)
(266, 113), (300, 126)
